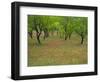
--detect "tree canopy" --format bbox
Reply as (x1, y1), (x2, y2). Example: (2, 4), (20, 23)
(28, 15), (88, 44)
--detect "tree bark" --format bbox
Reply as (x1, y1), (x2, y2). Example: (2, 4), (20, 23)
(36, 32), (41, 44)
(68, 34), (71, 39)
(43, 28), (49, 40)
(28, 31), (32, 39)
(81, 36), (84, 44)
(35, 25), (42, 44)
(65, 34), (68, 40)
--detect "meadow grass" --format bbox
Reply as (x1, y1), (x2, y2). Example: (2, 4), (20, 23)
(28, 34), (87, 66)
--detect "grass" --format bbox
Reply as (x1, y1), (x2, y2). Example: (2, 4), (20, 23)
(28, 33), (87, 67)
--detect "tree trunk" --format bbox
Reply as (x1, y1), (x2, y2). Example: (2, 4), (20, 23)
(43, 31), (46, 40)
(57, 31), (59, 36)
(28, 31), (32, 39)
(81, 36), (84, 44)
(36, 32), (41, 44)
(65, 34), (68, 40)
(68, 34), (71, 39)
(35, 25), (42, 44)
(64, 27), (68, 40)
(51, 31), (54, 36)
(43, 28), (49, 40)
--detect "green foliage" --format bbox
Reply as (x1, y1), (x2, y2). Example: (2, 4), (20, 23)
(74, 17), (87, 36)
(74, 17), (88, 44)
(28, 15), (34, 32)
(28, 15), (88, 44)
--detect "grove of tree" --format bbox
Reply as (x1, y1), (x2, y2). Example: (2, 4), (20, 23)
(28, 15), (88, 45)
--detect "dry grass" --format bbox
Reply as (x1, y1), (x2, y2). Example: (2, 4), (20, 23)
(28, 34), (87, 66)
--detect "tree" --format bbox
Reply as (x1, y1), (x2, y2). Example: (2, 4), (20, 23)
(28, 15), (34, 39)
(74, 17), (87, 44)
(33, 16), (44, 44)
(60, 17), (69, 40)
(41, 16), (50, 39)
(66, 17), (75, 39)
(47, 16), (61, 37)
(61, 17), (75, 40)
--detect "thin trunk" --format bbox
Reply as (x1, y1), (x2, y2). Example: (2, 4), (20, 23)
(51, 31), (54, 36)
(65, 34), (68, 40)
(43, 31), (46, 40)
(64, 26), (68, 40)
(57, 31), (59, 36)
(28, 31), (32, 39)
(43, 30), (49, 40)
(68, 33), (72, 39)
(81, 36), (84, 44)
(68, 32), (72, 40)
(35, 25), (42, 44)
(36, 32), (41, 44)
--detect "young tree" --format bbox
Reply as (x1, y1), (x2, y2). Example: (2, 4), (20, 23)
(61, 17), (73, 40)
(60, 17), (69, 40)
(47, 16), (61, 37)
(74, 17), (88, 44)
(33, 16), (44, 44)
(65, 17), (74, 39)
(28, 15), (34, 39)
(42, 16), (50, 39)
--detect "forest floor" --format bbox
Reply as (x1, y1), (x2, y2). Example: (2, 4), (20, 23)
(28, 34), (87, 66)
